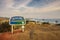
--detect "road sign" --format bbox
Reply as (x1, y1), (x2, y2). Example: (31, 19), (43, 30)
(9, 16), (26, 33)
(9, 16), (26, 25)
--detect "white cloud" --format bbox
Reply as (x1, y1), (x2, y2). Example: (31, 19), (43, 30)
(0, 0), (60, 18)
(12, 0), (32, 9)
(22, 0), (60, 13)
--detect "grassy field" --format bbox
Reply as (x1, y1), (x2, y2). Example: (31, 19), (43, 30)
(0, 22), (60, 40)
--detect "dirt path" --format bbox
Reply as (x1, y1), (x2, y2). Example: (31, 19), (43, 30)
(0, 32), (12, 40)
(0, 30), (22, 40)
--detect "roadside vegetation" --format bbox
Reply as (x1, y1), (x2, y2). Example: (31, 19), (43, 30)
(0, 22), (11, 32)
(0, 20), (60, 40)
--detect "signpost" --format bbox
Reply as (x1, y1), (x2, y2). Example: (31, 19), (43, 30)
(9, 16), (26, 33)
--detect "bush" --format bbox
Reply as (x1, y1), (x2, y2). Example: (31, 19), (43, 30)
(42, 22), (50, 24)
(0, 22), (11, 33)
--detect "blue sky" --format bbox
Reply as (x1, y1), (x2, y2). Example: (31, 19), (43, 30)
(27, 0), (54, 7)
(0, 0), (60, 19)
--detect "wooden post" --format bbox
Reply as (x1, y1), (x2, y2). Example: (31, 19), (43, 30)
(11, 25), (13, 34)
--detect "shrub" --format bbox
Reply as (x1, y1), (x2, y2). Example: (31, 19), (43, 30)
(0, 22), (11, 33)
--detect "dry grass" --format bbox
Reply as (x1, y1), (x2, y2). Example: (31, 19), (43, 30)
(0, 22), (60, 40)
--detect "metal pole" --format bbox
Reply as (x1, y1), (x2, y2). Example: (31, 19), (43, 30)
(21, 25), (25, 32)
(11, 25), (13, 34)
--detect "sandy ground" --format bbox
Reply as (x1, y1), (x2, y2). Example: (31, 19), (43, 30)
(0, 23), (60, 40)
